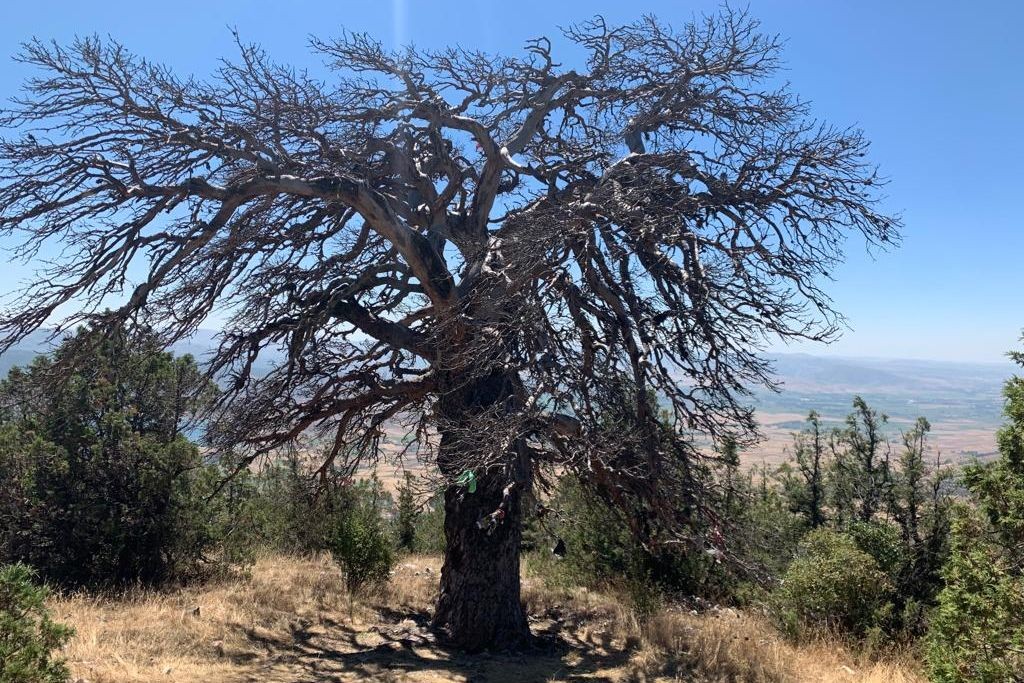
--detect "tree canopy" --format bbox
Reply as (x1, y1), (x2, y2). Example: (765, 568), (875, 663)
(0, 9), (900, 648)
(0, 325), (216, 586)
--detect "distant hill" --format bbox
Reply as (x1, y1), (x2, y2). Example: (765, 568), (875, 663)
(0, 328), (229, 376)
(756, 353), (1012, 426)
(765, 353), (1013, 397)
(751, 353), (1014, 464)
(0, 329), (66, 375)
(0, 333), (1009, 461)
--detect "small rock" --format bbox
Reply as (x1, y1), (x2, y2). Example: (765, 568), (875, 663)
(187, 605), (200, 617)
(211, 640), (225, 657)
(163, 667), (173, 675)
(840, 665), (856, 675)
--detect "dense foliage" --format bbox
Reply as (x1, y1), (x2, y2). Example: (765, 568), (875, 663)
(0, 563), (72, 683)
(395, 472), (418, 552)
(927, 346), (1024, 681)
(203, 452), (398, 593)
(0, 326), (218, 587)
(328, 478), (395, 593)
(773, 528), (891, 638)
(526, 480), (680, 608)
(0, 320), (400, 594)
(769, 399), (954, 640)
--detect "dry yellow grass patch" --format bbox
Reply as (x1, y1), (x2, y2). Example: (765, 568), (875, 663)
(51, 553), (369, 682)
(49, 553), (452, 683)
(630, 607), (926, 683)
(47, 553), (926, 683)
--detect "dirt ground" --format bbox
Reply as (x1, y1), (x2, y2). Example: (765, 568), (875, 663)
(234, 614), (638, 682)
(53, 555), (925, 683)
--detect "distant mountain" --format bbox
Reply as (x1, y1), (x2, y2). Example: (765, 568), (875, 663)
(0, 329), (67, 375)
(0, 334), (1008, 460)
(765, 353), (1014, 397)
(0, 333), (1012, 411)
(751, 353), (1013, 460)
(0, 328), (236, 376)
(0, 331), (1011, 436)
(166, 328), (225, 363)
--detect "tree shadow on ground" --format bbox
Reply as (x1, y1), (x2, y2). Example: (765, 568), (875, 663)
(236, 602), (638, 683)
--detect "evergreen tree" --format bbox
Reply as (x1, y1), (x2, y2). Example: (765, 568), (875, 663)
(830, 397), (891, 526)
(395, 472), (418, 552)
(885, 416), (952, 623)
(928, 342), (1024, 680)
(928, 511), (1024, 682)
(889, 417), (930, 546)
(0, 325), (217, 587)
(718, 436), (742, 515)
(0, 564), (73, 683)
(782, 411), (829, 529)
(329, 476), (394, 594)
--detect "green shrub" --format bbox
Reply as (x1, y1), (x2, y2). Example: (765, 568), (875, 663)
(193, 463), (263, 567)
(0, 326), (220, 587)
(412, 494), (446, 555)
(532, 480), (639, 587)
(198, 448), (405, 580)
(927, 511), (1024, 682)
(329, 479), (394, 593)
(724, 482), (806, 602)
(773, 528), (891, 638)
(243, 455), (348, 555)
(197, 455), (398, 592)
(389, 472), (449, 555)
(0, 564), (73, 683)
(524, 480), (724, 612)
(526, 481), (639, 591)
(927, 344), (1024, 680)
(394, 472), (418, 552)
(845, 520), (937, 637)
(845, 520), (907, 580)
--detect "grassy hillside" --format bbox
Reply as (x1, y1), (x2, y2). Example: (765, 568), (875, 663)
(51, 554), (925, 683)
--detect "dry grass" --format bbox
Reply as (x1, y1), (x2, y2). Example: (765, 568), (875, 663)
(51, 553), (349, 682)
(629, 607), (926, 683)
(48, 553), (926, 683)
(51, 553), (443, 682)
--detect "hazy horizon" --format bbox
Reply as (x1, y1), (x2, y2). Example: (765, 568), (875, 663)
(10, 325), (1020, 368)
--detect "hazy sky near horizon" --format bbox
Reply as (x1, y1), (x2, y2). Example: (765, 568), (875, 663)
(0, 1), (1019, 363)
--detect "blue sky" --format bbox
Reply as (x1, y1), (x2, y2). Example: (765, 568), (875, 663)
(0, 1), (1019, 363)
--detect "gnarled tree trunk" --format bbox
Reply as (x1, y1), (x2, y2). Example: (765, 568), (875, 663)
(431, 369), (531, 651)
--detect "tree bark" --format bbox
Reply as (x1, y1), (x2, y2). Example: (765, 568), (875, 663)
(431, 370), (531, 651)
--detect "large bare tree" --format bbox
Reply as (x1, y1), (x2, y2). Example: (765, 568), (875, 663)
(0, 9), (898, 649)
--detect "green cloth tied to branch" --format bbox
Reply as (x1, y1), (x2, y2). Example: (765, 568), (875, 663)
(455, 469), (477, 494)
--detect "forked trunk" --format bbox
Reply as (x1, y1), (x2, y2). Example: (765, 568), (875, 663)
(431, 370), (531, 651)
